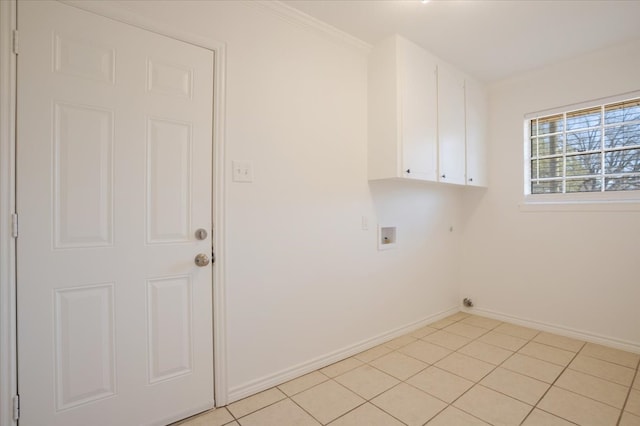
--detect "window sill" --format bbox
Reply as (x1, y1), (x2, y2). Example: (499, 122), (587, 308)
(519, 196), (640, 212)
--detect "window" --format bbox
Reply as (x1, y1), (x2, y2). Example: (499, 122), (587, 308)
(527, 95), (640, 197)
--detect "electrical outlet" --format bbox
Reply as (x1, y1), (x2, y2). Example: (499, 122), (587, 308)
(232, 160), (253, 183)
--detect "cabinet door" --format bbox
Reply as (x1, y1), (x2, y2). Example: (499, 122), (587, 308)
(437, 64), (466, 185)
(399, 39), (438, 181)
(465, 78), (488, 187)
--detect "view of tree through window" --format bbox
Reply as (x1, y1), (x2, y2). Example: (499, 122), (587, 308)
(529, 97), (640, 194)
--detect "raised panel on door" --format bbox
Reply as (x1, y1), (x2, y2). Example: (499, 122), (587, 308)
(399, 38), (438, 181)
(437, 63), (466, 185)
(465, 78), (488, 187)
(54, 284), (116, 410)
(16, 2), (214, 425)
(53, 102), (114, 248)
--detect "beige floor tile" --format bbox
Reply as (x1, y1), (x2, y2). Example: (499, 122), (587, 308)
(426, 406), (490, 425)
(620, 411), (640, 426)
(446, 312), (471, 321)
(635, 373), (640, 390)
(458, 340), (513, 365)
(407, 366), (474, 403)
(479, 330), (528, 351)
(371, 383), (447, 426)
(384, 334), (417, 349)
(569, 354), (635, 386)
(533, 332), (585, 352)
(627, 389), (640, 416)
(429, 318), (456, 329)
(538, 386), (620, 426)
(521, 409), (576, 426)
(227, 388), (286, 418)
(398, 340), (451, 364)
(519, 341), (575, 366)
(369, 351), (427, 380)
(225, 423), (239, 426)
(328, 403), (404, 426)
(434, 352), (495, 382)
(353, 344), (393, 363)
(453, 385), (532, 426)
(581, 343), (640, 368)
(334, 365), (399, 400)
(321, 357), (364, 378)
(238, 399), (320, 426)
(555, 369), (629, 408)
(177, 407), (234, 426)
(444, 322), (488, 339)
(461, 315), (502, 330)
(501, 353), (564, 383)
(278, 371), (328, 396)
(480, 367), (550, 405)
(292, 380), (365, 424)
(422, 330), (472, 350)
(411, 325), (438, 338)
(493, 323), (539, 340)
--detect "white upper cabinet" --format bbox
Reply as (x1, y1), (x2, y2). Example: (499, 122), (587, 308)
(437, 63), (466, 185)
(465, 77), (488, 187)
(368, 34), (488, 188)
(368, 35), (438, 181)
(399, 39), (438, 181)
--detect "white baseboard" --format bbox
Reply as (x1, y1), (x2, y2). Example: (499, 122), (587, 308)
(227, 305), (459, 403)
(467, 307), (640, 354)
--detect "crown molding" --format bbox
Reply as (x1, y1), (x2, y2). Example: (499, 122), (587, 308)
(249, 1), (372, 52)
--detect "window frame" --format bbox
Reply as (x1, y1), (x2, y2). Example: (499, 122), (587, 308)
(522, 91), (640, 211)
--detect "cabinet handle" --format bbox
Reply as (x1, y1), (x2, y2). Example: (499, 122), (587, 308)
(406, 169), (411, 174)
(469, 177), (473, 182)
(441, 174), (446, 179)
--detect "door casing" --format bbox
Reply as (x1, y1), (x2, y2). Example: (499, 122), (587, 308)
(0, 2), (228, 424)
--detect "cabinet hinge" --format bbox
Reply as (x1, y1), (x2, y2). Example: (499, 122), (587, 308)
(12, 30), (19, 55)
(12, 394), (19, 421)
(11, 213), (18, 238)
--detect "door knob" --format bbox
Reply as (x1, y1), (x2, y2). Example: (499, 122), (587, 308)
(194, 253), (210, 267)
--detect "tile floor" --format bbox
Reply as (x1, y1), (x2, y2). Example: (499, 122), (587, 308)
(175, 312), (640, 426)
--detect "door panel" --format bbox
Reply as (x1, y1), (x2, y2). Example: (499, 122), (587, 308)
(399, 39), (438, 181)
(16, 2), (214, 425)
(53, 102), (114, 248)
(437, 63), (466, 185)
(54, 284), (116, 410)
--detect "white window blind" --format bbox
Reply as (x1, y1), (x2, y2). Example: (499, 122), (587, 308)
(527, 95), (640, 195)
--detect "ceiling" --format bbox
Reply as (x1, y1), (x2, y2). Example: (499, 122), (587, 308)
(281, 0), (640, 83)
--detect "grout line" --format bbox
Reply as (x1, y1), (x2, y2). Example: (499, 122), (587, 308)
(196, 313), (639, 426)
(616, 358), (640, 426)
(447, 347), (529, 423)
(230, 394), (289, 423)
(564, 355), (636, 386)
(518, 344), (584, 425)
(420, 317), (531, 423)
(576, 351), (640, 369)
(286, 384), (336, 425)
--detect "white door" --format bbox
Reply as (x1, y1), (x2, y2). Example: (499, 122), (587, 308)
(399, 39), (438, 181)
(16, 2), (215, 425)
(437, 63), (466, 185)
(465, 78), (488, 187)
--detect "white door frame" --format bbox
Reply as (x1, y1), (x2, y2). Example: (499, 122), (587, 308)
(0, 2), (228, 424)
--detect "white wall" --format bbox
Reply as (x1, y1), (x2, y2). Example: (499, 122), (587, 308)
(460, 39), (640, 350)
(109, 1), (463, 400)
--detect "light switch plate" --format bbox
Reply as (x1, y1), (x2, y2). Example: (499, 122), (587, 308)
(232, 160), (253, 183)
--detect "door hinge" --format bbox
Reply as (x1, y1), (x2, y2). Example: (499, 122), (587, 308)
(12, 30), (19, 55)
(12, 394), (19, 421)
(11, 213), (18, 238)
